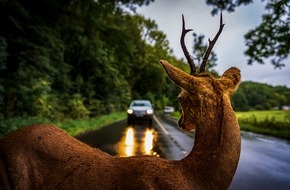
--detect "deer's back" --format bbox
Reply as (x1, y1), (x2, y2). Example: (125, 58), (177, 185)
(0, 125), (195, 189)
(0, 125), (114, 189)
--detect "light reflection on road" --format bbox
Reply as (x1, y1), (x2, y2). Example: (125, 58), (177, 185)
(124, 127), (135, 156)
(116, 126), (158, 157)
(144, 129), (154, 155)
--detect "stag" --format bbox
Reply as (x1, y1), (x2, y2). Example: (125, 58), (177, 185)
(0, 14), (241, 190)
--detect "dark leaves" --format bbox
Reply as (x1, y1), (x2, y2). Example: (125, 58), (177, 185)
(244, 0), (289, 68)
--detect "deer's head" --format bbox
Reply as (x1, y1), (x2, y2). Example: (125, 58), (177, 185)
(160, 14), (241, 132)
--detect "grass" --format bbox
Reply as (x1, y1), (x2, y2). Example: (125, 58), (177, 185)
(235, 110), (290, 122)
(55, 112), (127, 136)
(0, 112), (127, 138)
(236, 110), (290, 139)
(170, 110), (290, 139)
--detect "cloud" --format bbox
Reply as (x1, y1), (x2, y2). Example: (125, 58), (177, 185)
(137, 0), (290, 87)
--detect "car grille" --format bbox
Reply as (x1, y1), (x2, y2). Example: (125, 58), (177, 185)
(134, 110), (146, 116)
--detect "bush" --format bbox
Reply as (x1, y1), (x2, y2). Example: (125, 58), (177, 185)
(237, 111), (290, 139)
(67, 94), (90, 119)
(0, 116), (52, 137)
(0, 112), (126, 138)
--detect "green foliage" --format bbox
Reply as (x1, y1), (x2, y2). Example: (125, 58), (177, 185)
(0, 112), (126, 138)
(206, 0), (290, 68)
(0, 36), (7, 118)
(67, 94), (90, 119)
(0, 36), (8, 70)
(244, 0), (289, 68)
(206, 0), (253, 15)
(236, 110), (289, 122)
(232, 91), (250, 111)
(0, 0), (176, 127)
(54, 112), (127, 136)
(0, 116), (52, 137)
(232, 81), (290, 111)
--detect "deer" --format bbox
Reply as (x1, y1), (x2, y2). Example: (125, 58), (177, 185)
(0, 13), (241, 190)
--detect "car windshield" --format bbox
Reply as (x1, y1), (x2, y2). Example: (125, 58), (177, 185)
(132, 102), (150, 107)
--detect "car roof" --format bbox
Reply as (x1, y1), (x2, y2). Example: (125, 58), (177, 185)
(132, 100), (151, 103)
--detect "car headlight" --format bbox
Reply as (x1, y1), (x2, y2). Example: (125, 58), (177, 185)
(146, 109), (153, 114)
(127, 108), (133, 114)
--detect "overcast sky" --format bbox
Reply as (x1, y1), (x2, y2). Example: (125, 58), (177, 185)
(136, 0), (290, 87)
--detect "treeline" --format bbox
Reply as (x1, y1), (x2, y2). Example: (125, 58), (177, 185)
(0, 0), (183, 120)
(232, 81), (290, 111)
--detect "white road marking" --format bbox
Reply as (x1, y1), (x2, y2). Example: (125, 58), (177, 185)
(153, 115), (189, 156)
(153, 115), (169, 135)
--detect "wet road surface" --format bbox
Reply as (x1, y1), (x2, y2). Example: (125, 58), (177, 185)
(76, 119), (165, 157)
(76, 114), (290, 190)
(229, 131), (290, 190)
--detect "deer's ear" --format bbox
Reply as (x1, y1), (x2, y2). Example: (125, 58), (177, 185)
(220, 67), (241, 93)
(160, 60), (196, 90)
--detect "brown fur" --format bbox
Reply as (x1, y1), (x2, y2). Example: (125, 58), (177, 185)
(0, 60), (241, 190)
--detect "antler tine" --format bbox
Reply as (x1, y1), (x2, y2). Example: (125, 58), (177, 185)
(200, 13), (225, 73)
(180, 14), (196, 75)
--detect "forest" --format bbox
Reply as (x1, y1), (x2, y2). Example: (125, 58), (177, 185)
(0, 0), (180, 120)
(0, 0), (289, 124)
(232, 81), (290, 111)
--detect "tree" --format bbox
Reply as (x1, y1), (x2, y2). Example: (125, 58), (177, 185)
(231, 81), (290, 110)
(231, 91), (250, 111)
(0, 36), (8, 118)
(206, 0), (290, 68)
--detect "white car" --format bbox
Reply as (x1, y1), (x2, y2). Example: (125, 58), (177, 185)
(164, 106), (175, 114)
(127, 100), (154, 125)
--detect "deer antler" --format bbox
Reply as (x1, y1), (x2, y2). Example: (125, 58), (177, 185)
(200, 13), (225, 73)
(180, 14), (196, 75)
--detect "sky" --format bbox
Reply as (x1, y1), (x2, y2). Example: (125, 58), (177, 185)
(136, 0), (290, 87)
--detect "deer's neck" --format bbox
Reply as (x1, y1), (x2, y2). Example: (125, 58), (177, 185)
(181, 95), (241, 189)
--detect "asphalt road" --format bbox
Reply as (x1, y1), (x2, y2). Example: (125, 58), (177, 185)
(76, 114), (290, 190)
